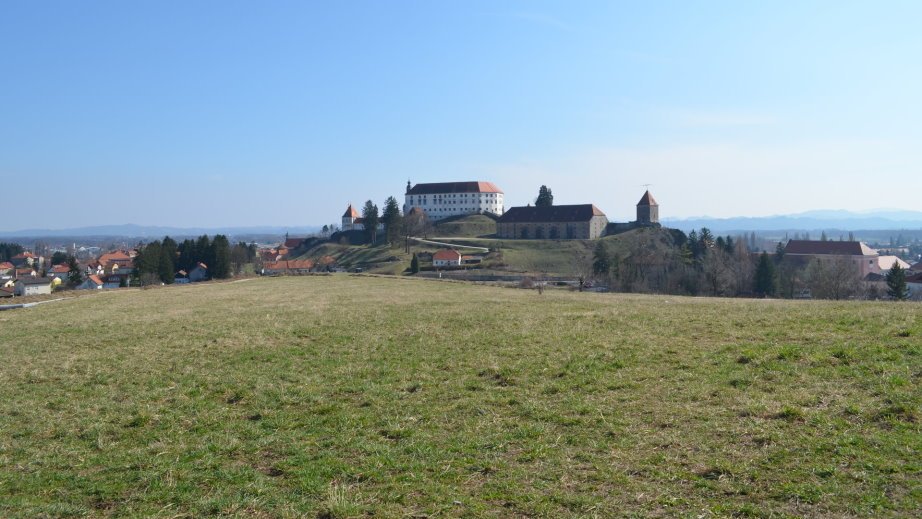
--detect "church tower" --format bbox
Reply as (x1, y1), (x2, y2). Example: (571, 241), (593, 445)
(636, 190), (659, 225)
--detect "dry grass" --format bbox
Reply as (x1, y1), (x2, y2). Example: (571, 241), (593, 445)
(0, 275), (919, 517)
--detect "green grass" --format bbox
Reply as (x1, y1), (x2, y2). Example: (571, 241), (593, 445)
(1, 276), (920, 517)
(431, 214), (498, 238)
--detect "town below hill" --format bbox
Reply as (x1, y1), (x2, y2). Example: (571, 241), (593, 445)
(4, 213), (919, 302)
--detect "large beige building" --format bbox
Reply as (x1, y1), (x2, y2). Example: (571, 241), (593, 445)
(497, 204), (608, 239)
(403, 181), (503, 221)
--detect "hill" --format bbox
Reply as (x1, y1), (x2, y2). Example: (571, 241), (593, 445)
(431, 214), (497, 238)
(1, 276), (918, 516)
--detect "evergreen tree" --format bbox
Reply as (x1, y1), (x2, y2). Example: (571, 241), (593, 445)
(66, 256), (83, 287)
(535, 185), (554, 207)
(775, 241), (786, 261)
(210, 235), (232, 279)
(197, 235), (214, 270)
(51, 251), (68, 265)
(158, 243), (175, 283)
(592, 241), (610, 275)
(821, 231), (828, 241)
(410, 253), (420, 274)
(0, 242), (24, 262)
(160, 236), (177, 283)
(362, 200), (380, 244)
(886, 262), (909, 300)
(381, 196), (403, 244)
(177, 239), (196, 272)
(754, 252), (777, 297)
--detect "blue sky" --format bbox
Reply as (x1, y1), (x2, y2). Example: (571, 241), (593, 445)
(2, 1), (920, 231)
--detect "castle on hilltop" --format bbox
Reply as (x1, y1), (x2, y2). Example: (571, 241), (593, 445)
(403, 181), (504, 221)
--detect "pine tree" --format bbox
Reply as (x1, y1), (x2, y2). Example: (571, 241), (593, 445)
(66, 256), (83, 287)
(754, 252), (777, 297)
(159, 236), (177, 283)
(210, 235), (232, 279)
(886, 262), (909, 300)
(381, 196), (403, 244)
(592, 241), (610, 275)
(535, 185), (553, 207)
(410, 253), (420, 274)
(362, 200), (380, 245)
(158, 243), (175, 284)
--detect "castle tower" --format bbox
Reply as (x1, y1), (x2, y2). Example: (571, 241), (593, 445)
(342, 203), (360, 230)
(636, 190), (659, 225)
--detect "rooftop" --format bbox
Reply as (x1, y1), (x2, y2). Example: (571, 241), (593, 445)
(637, 190), (658, 206)
(498, 204), (607, 224)
(784, 240), (878, 256)
(408, 181), (503, 195)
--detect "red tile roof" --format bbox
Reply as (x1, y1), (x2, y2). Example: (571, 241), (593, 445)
(343, 204), (360, 218)
(433, 249), (462, 261)
(407, 181), (503, 195)
(283, 238), (304, 248)
(88, 275), (103, 286)
(637, 190), (658, 206)
(98, 251), (132, 266)
(0, 262), (13, 270)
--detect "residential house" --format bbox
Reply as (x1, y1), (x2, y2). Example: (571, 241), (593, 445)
(13, 277), (53, 296)
(174, 270), (190, 284)
(10, 252), (36, 268)
(98, 251), (133, 274)
(432, 249), (463, 267)
(14, 268), (36, 279)
(103, 274), (129, 289)
(0, 286), (13, 298)
(0, 261), (13, 279)
(497, 204), (609, 240)
(403, 180), (504, 221)
(48, 264), (71, 281)
(189, 262), (208, 282)
(77, 275), (105, 290)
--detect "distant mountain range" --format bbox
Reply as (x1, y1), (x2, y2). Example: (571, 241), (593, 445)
(2, 209), (922, 239)
(662, 210), (922, 233)
(0, 223), (321, 239)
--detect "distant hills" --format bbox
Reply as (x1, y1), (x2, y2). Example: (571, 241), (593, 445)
(0, 223), (321, 239)
(3, 209), (922, 240)
(662, 210), (922, 233)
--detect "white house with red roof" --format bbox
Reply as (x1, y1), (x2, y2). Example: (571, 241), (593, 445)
(432, 249), (463, 267)
(403, 180), (504, 221)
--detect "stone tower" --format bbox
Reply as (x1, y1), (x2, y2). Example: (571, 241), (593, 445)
(636, 190), (659, 225)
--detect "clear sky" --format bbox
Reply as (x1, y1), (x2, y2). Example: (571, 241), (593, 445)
(2, 1), (920, 231)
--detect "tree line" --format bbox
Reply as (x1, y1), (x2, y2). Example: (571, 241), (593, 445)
(0, 242), (25, 262)
(134, 235), (255, 285)
(591, 227), (912, 300)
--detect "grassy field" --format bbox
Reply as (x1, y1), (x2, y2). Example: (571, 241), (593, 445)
(0, 276), (919, 517)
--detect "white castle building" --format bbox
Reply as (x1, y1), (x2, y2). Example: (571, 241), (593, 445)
(403, 181), (504, 221)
